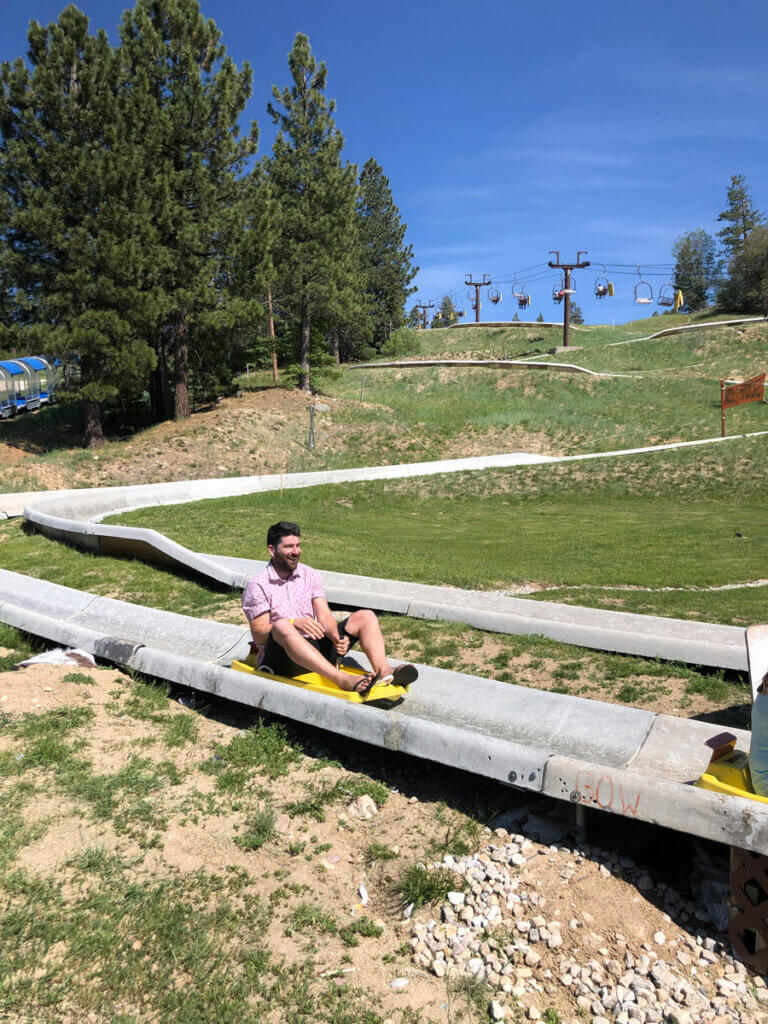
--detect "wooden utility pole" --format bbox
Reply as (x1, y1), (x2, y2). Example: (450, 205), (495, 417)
(415, 301), (435, 329)
(465, 274), (491, 323)
(547, 251), (590, 347)
(267, 287), (278, 383)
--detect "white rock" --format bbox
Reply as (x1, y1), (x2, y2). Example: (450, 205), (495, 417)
(447, 891), (465, 907)
(389, 977), (409, 991)
(653, 931), (666, 945)
(490, 1001), (507, 1021)
(348, 794), (378, 819)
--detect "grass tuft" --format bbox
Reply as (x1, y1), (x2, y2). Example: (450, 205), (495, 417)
(396, 864), (463, 909)
(215, 720), (300, 780)
(235, 804), (277, 851)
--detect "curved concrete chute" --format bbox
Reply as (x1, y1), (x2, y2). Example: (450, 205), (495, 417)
(13, 439), (768, 668)
(346, 358), (629, 377)
(0, 566), (764, 854)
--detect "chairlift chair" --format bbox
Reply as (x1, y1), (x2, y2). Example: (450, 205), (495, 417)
(489, 287), (502, 306)
(657, 282), (675, 307)
(457, 308), (466, 318)
(517, 290), (531, 309)
(553, 276), (565, 304)
(634, 267), (653, 305)
(595, 265), (612, 299)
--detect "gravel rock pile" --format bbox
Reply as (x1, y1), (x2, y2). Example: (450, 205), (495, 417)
(408, 826), (767, 1023)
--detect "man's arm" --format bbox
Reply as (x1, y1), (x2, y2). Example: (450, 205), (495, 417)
(248, 611), (272, 646)
(313, 597), (349, 654)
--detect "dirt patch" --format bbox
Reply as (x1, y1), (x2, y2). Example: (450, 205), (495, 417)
(0, 661), (760, 1022)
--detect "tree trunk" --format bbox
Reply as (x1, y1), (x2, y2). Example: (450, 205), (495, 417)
(174, 312), (191, 419)
(331, 330), (340, 364)
(299, 295), (311, 392)
(267, 286), (278, 384)
(83, 399), (105, 448)
(150, 343), (172, 422)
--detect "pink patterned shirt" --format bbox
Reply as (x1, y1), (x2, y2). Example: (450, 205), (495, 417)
(242, 562), (326, 663)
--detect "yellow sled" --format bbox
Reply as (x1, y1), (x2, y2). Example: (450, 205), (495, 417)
(696, 746), (768, 806)
(230, 657), (411, 707)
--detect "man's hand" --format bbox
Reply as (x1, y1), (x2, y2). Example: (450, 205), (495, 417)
(334, 635), (350, 656)
(290, 616), (325, 639)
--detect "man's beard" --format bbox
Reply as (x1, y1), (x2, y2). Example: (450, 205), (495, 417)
(273, 551), (298, 574)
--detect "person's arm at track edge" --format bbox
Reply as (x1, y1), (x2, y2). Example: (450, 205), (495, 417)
(313, 597), (349, 655)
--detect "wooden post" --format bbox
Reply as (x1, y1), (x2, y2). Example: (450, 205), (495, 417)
(721, 380), (727, 437)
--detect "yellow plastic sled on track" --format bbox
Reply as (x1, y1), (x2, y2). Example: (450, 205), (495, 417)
(696, 742), (768, 806)
(230, 656), (411, 707)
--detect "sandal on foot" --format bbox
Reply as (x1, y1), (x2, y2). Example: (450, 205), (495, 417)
(377, 664), (418, 687)
(354, 671), (380, 696)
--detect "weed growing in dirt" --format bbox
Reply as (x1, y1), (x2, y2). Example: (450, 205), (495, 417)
(61, 671), (95, 685)
(287, 901), (338, 935)
(214, 719), (300, 779)
(339, 917), (384, 946)
(285, 774), (390, 822)
(397, 864), (463, 909)
(365, 842), (398, 863)
(235, 803), (277, 851)
(163, 713), (199, 748)
(446, 973), (494, 1019)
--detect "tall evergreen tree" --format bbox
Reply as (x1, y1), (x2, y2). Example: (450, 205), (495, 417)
(119, 0), (256, 420)
(718, 227), (768, 314)
(266, 33), (358, 392)
(672, 229), (720, 311)
(356, 158), (417, 347)
(0, 5), (158, 446)
(432, 294), (457, 327)
(717, 174), (764, 261)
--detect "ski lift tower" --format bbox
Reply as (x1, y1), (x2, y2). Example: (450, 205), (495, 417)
(547, 251), (590, 347)
(465, 274), (492, 323)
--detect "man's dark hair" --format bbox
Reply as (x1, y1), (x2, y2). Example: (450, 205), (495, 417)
(267, 521), (301, 548)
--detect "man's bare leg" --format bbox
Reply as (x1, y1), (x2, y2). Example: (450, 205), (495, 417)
(270, 619), (371, 692)
(345, 609), (392, 679)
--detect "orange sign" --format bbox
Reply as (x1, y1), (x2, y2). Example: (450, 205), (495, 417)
(720, 373), (766, 436)
(722, 373), (766, 410)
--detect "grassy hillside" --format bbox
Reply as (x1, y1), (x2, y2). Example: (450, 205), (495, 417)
(326, 318), (768, 458)
(111, 434), (768, 625)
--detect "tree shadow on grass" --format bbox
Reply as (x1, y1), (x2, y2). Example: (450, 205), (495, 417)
(0, 399), (160, 455)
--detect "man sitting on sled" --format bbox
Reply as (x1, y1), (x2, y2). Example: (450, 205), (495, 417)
(242, 521), (417, 695)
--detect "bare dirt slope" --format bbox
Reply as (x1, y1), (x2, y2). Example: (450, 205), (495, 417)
(1, 661), (764, 1023)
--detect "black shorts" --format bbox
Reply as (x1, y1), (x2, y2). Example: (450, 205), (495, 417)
(260, 617), (356, 678)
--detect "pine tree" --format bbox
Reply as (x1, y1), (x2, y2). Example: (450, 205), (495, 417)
(432, 295), (457, 328)
(569, 303), (585, 325)
(356, 158), (417, 347)
(0, 5), (158, 446)
(717, 174), (764, 261)
(672, 230), (720, 311)
(266, 33), (358, 392)
(536, 312), (544, 322)
(119, 0), (256, 420)
(406, 304), (421, 329)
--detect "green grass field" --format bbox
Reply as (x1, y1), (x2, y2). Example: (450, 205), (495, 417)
(109, 434), (768, 624)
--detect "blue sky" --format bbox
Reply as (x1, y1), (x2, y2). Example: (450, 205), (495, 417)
(3, 0), (767, 325)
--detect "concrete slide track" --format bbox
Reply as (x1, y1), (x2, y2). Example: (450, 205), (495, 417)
(10, 434), (768, 669)
(2, 438), (768, 851)
(0, 565), (765, 855)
